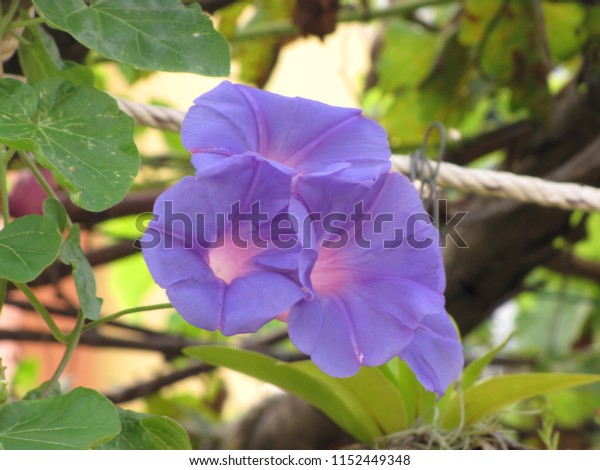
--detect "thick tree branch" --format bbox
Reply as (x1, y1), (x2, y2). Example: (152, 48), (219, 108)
(445, 87), (600, 333)
(546, 253), (600, 285)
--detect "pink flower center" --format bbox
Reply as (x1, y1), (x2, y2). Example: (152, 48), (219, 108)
(208, 228), (258, 284)
(310, 247), (352, 295)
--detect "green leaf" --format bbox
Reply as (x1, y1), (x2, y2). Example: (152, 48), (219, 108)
(184, 345), (382, 442)
(0, 78), (139, 212)
(43, 198), (67, 232)
(441, 373), (600, 429)
(18, 25), (94, 86)
(225, 0), (291, 87)
(59, 224), (102, 320)
(291, 361), (409, 433)
(376, 19), (440, 92)
(96, 409), (191, 450)
(0, 387), (121, 449)
(543, 3), (586, 63)
(461, 332), (514, 389)
(0, 215), (61, 282)
(33, 0), (230, 76)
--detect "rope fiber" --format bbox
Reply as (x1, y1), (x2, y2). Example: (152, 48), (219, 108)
(116, 98), (600, 213)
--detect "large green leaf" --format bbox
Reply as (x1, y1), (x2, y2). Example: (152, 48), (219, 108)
(96, 409), (191, 450)
(59, 224), (103, 320)
(184, 345), (382, 442)
(33, 0), (230, 76)
(291, 361), (409, 433)
(0, 78), (139, 212)
(18, 25), (94, 86)
(441, 373), (600, 429)
(0, 215), (61, 282)
(0, 387), (121, 449)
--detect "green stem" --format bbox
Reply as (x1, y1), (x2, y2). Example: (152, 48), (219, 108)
(0, 147), (14, 222)
(15, 282), (69, 344)
(41, 311), (84, 399)
(83, 302), (173, 332)
(19, 151), (72, 229)
(7, 28), (32, 46)
(0, 0), (19, 39)
(10, 16), (46, 29)
(233, 0), (456, 41)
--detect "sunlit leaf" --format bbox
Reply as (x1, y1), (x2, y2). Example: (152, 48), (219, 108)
(543, 3), (586, 62)
(291, 361), (410, 433)
(441, 373), (600, 429)
(376, 19), (440, 92)
(461, 332), (514, 389)
(184, 345), (382, 442)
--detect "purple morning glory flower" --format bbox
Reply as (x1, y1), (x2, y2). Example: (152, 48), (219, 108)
(141, 153), (305, 335)
(286, 172), (463, 396)
(144, 82), (462, 396)
(181, 81), (391, 181)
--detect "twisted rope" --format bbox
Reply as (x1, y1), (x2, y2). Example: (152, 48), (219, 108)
(118, 98), (600, 214)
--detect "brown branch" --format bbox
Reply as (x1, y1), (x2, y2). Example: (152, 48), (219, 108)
(0, 328), (200, 359)
(0, 322), (298, 404)
(546, 253), (600, 285)
(443, 120), (535, 166)
(105, 361), (214, 403)
(3, 297), (168, 338)
(105, 347), (306, 404)
(64, 189), (161, 228)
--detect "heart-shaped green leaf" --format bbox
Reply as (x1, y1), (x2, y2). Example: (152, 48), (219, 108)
(96, 409), (191, 450)
(18, 25), (94, 86)
(33, 0), (230, 76)
(59, 224), (103, 320)
(0, 215), (61, 282)
(0, 387), (121, 449)
(0, 78), (139, 212)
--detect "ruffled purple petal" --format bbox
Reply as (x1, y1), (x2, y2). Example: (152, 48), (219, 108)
(222, 271), (305, 335)
(182, 81), (391, 180)
(288, 287), (418, 377)
(398, 313), (464, 397)
(287, 170), (458, 388)
(288, 295), (361, 378)
(294, 171), (445, 295)
(166, 277), (225, 331)
(142, 153), (303, 335)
